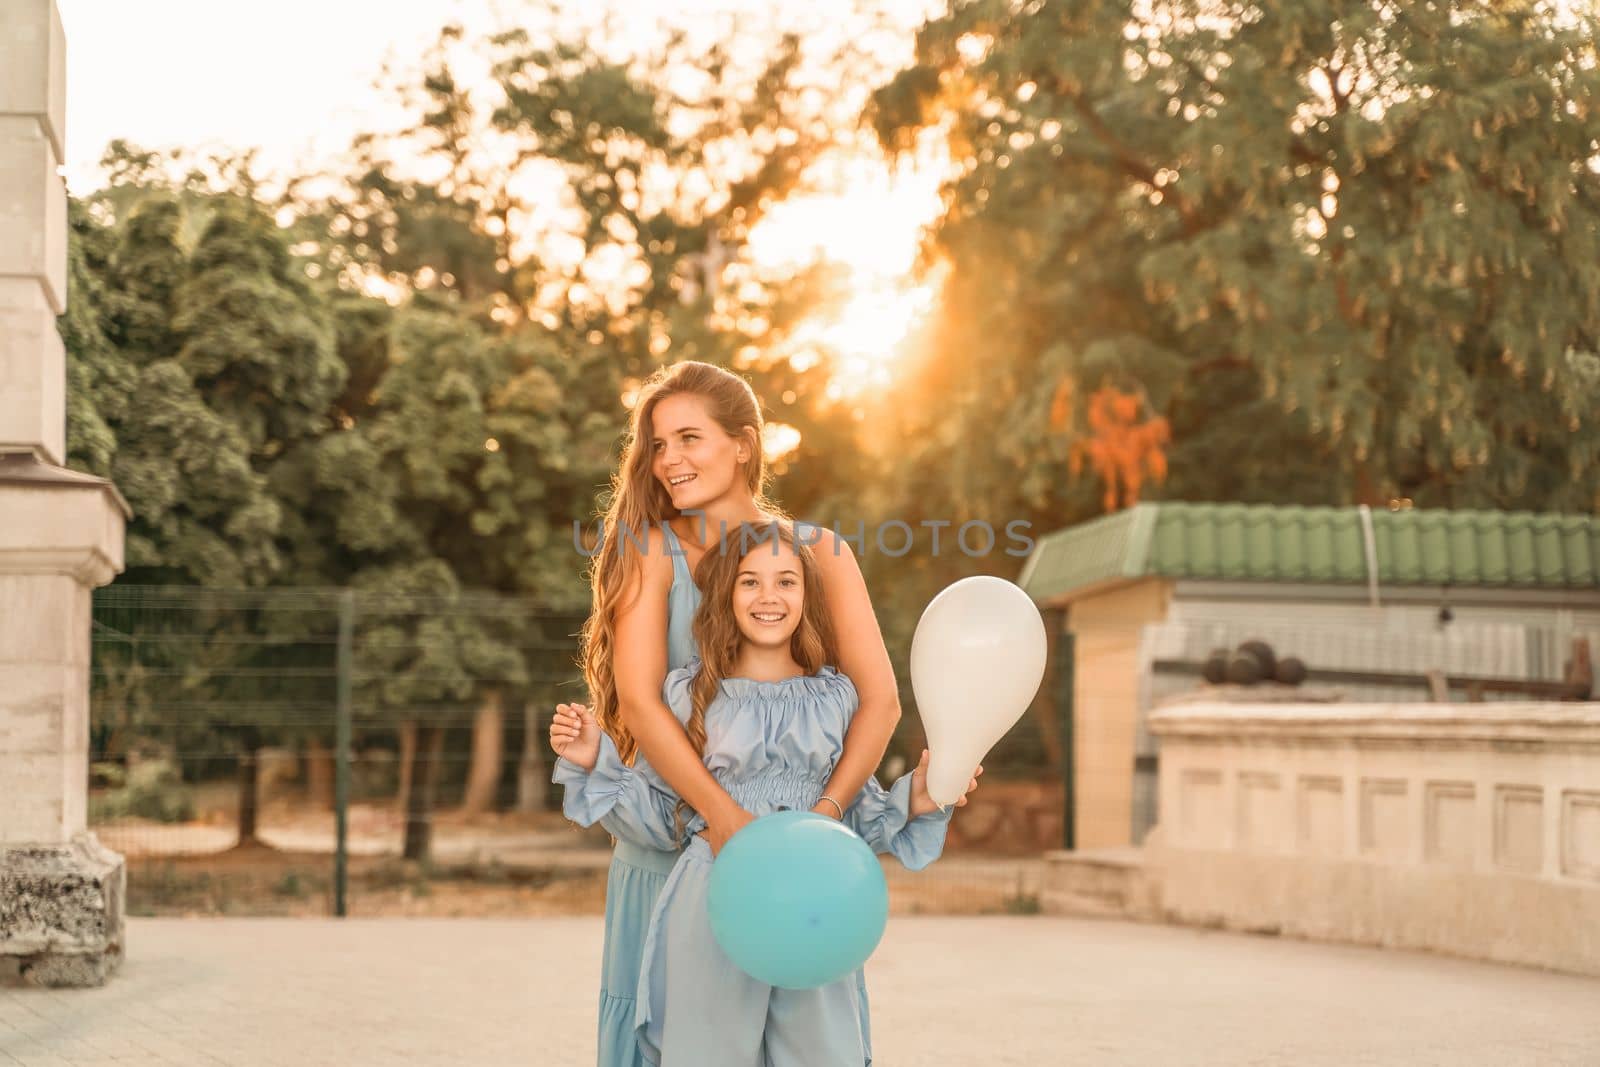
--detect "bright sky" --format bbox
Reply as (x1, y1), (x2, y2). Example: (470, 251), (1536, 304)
(56, 0), (483, 191)
(55, 0), (936, 192)
(54, 0), (951, 403)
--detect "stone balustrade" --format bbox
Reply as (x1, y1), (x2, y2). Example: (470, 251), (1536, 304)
(0, 0), (129, 988)
(1147, 700), (1600, 976)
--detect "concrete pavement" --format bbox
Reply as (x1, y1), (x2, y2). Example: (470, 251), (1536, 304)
(2, 917), (1597, 1065)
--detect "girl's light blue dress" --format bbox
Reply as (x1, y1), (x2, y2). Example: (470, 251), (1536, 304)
(560, 661), (950, 1065)
(552, 521), (701, 1067)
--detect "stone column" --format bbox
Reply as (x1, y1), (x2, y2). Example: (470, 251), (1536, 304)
(0, 0), (130, 988)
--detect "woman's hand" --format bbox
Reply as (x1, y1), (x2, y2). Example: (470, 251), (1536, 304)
(550, 703), (601, 771)
(810, 798), (844, 820)
(909, 749), (982, 818)
(703, 802), (756, 857)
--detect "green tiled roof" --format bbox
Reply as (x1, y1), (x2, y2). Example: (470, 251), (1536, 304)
(1019, 503), (1600, 603)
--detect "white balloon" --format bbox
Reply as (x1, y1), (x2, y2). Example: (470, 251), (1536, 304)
(910, 576), (1048, 807)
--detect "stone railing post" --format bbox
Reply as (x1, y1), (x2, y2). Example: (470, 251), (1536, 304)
(0, 0), (131, 988)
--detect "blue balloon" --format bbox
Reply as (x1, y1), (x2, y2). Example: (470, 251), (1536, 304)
(707, 811), (889, 989)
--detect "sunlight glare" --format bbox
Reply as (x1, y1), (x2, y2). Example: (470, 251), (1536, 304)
(809, 277), (943, 399)
(763, 421), (803, 462)
(746, 129), (952, 396)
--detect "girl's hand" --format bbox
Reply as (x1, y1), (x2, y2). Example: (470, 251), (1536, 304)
(550, 703), (602, 771)
(909, 749), (982, 818)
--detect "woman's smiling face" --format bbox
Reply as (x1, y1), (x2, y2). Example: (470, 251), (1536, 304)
(649, 392), (748, 512)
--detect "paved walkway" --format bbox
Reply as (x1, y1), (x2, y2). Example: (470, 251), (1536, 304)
(2, 917), (1597, 1065)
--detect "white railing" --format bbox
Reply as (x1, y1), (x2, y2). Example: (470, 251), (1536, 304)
(1147, 700), (1600, 976)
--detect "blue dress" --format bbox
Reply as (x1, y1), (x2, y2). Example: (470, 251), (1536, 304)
(554, 521), (700, 1067)
(560, 661), (950, 1065)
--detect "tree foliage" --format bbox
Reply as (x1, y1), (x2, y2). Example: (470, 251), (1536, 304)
(872, 0), (1600, 516)
(60, 4), (1600, 828)
(63, 12), (899, 842)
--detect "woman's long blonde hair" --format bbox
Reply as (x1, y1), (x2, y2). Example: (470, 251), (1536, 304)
(579, 361), (788, 763)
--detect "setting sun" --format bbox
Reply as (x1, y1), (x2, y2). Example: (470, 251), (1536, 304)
(747, 130), (952, 398)
(801, 277), (945, 400)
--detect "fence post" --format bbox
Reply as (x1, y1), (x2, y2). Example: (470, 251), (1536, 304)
(1055, 624), (1075, 851)
(334, 588), (354, 917)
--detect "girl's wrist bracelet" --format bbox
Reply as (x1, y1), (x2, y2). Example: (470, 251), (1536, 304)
(817, 794), (844, 819)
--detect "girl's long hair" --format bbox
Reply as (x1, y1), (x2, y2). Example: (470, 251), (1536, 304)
(579, 361), (788, 763)
(673, 520), (838, 835)
(684, 520), (839, 757)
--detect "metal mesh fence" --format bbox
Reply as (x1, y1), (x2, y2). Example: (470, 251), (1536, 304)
(87, 583), (1066, 917)
(89, 585), (594, 915)
(87, 585), (1592, 918)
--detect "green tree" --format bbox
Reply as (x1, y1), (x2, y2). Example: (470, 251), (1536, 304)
(872, 0), (1600, 516)
(64, 165), (355, 845)
(61, 199), (128, 478)
(81, 195), (281, 587)
(176, 200), (345, 469)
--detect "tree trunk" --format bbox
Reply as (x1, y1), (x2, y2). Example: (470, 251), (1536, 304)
(402, 724), (444, 862)
(305, 737), (335, 810)
(516, 698), (547, 813)
(396, 720), (417, 815)
(460, 687), (504, 816)
(1353, 461), (1385, 507)
(237, 744), (260, 846)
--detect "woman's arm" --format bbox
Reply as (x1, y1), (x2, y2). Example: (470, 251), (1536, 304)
(613, 527), (752, 853)
(811, 529), (902, 818)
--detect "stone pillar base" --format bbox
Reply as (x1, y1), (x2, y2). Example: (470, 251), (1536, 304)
(0, 833), (125, 987)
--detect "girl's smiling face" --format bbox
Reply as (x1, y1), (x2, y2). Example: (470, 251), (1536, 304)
(649, 392), (749, 513)
(730, 538), (805, 649)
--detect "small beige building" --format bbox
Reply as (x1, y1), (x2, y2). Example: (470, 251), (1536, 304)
(1019, 503), (1600, 850)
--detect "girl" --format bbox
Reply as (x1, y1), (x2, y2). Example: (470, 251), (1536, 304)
(555, 361), (904, 1065)
(554, 520), (977, 1065)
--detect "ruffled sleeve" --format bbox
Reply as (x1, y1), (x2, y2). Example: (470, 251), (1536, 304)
(843, 773), (951, 871)
(662, 663), (696, 723)
(551, 734), (681, 852)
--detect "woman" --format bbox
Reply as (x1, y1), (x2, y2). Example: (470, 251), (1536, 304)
(553, 360), (903, 1066)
